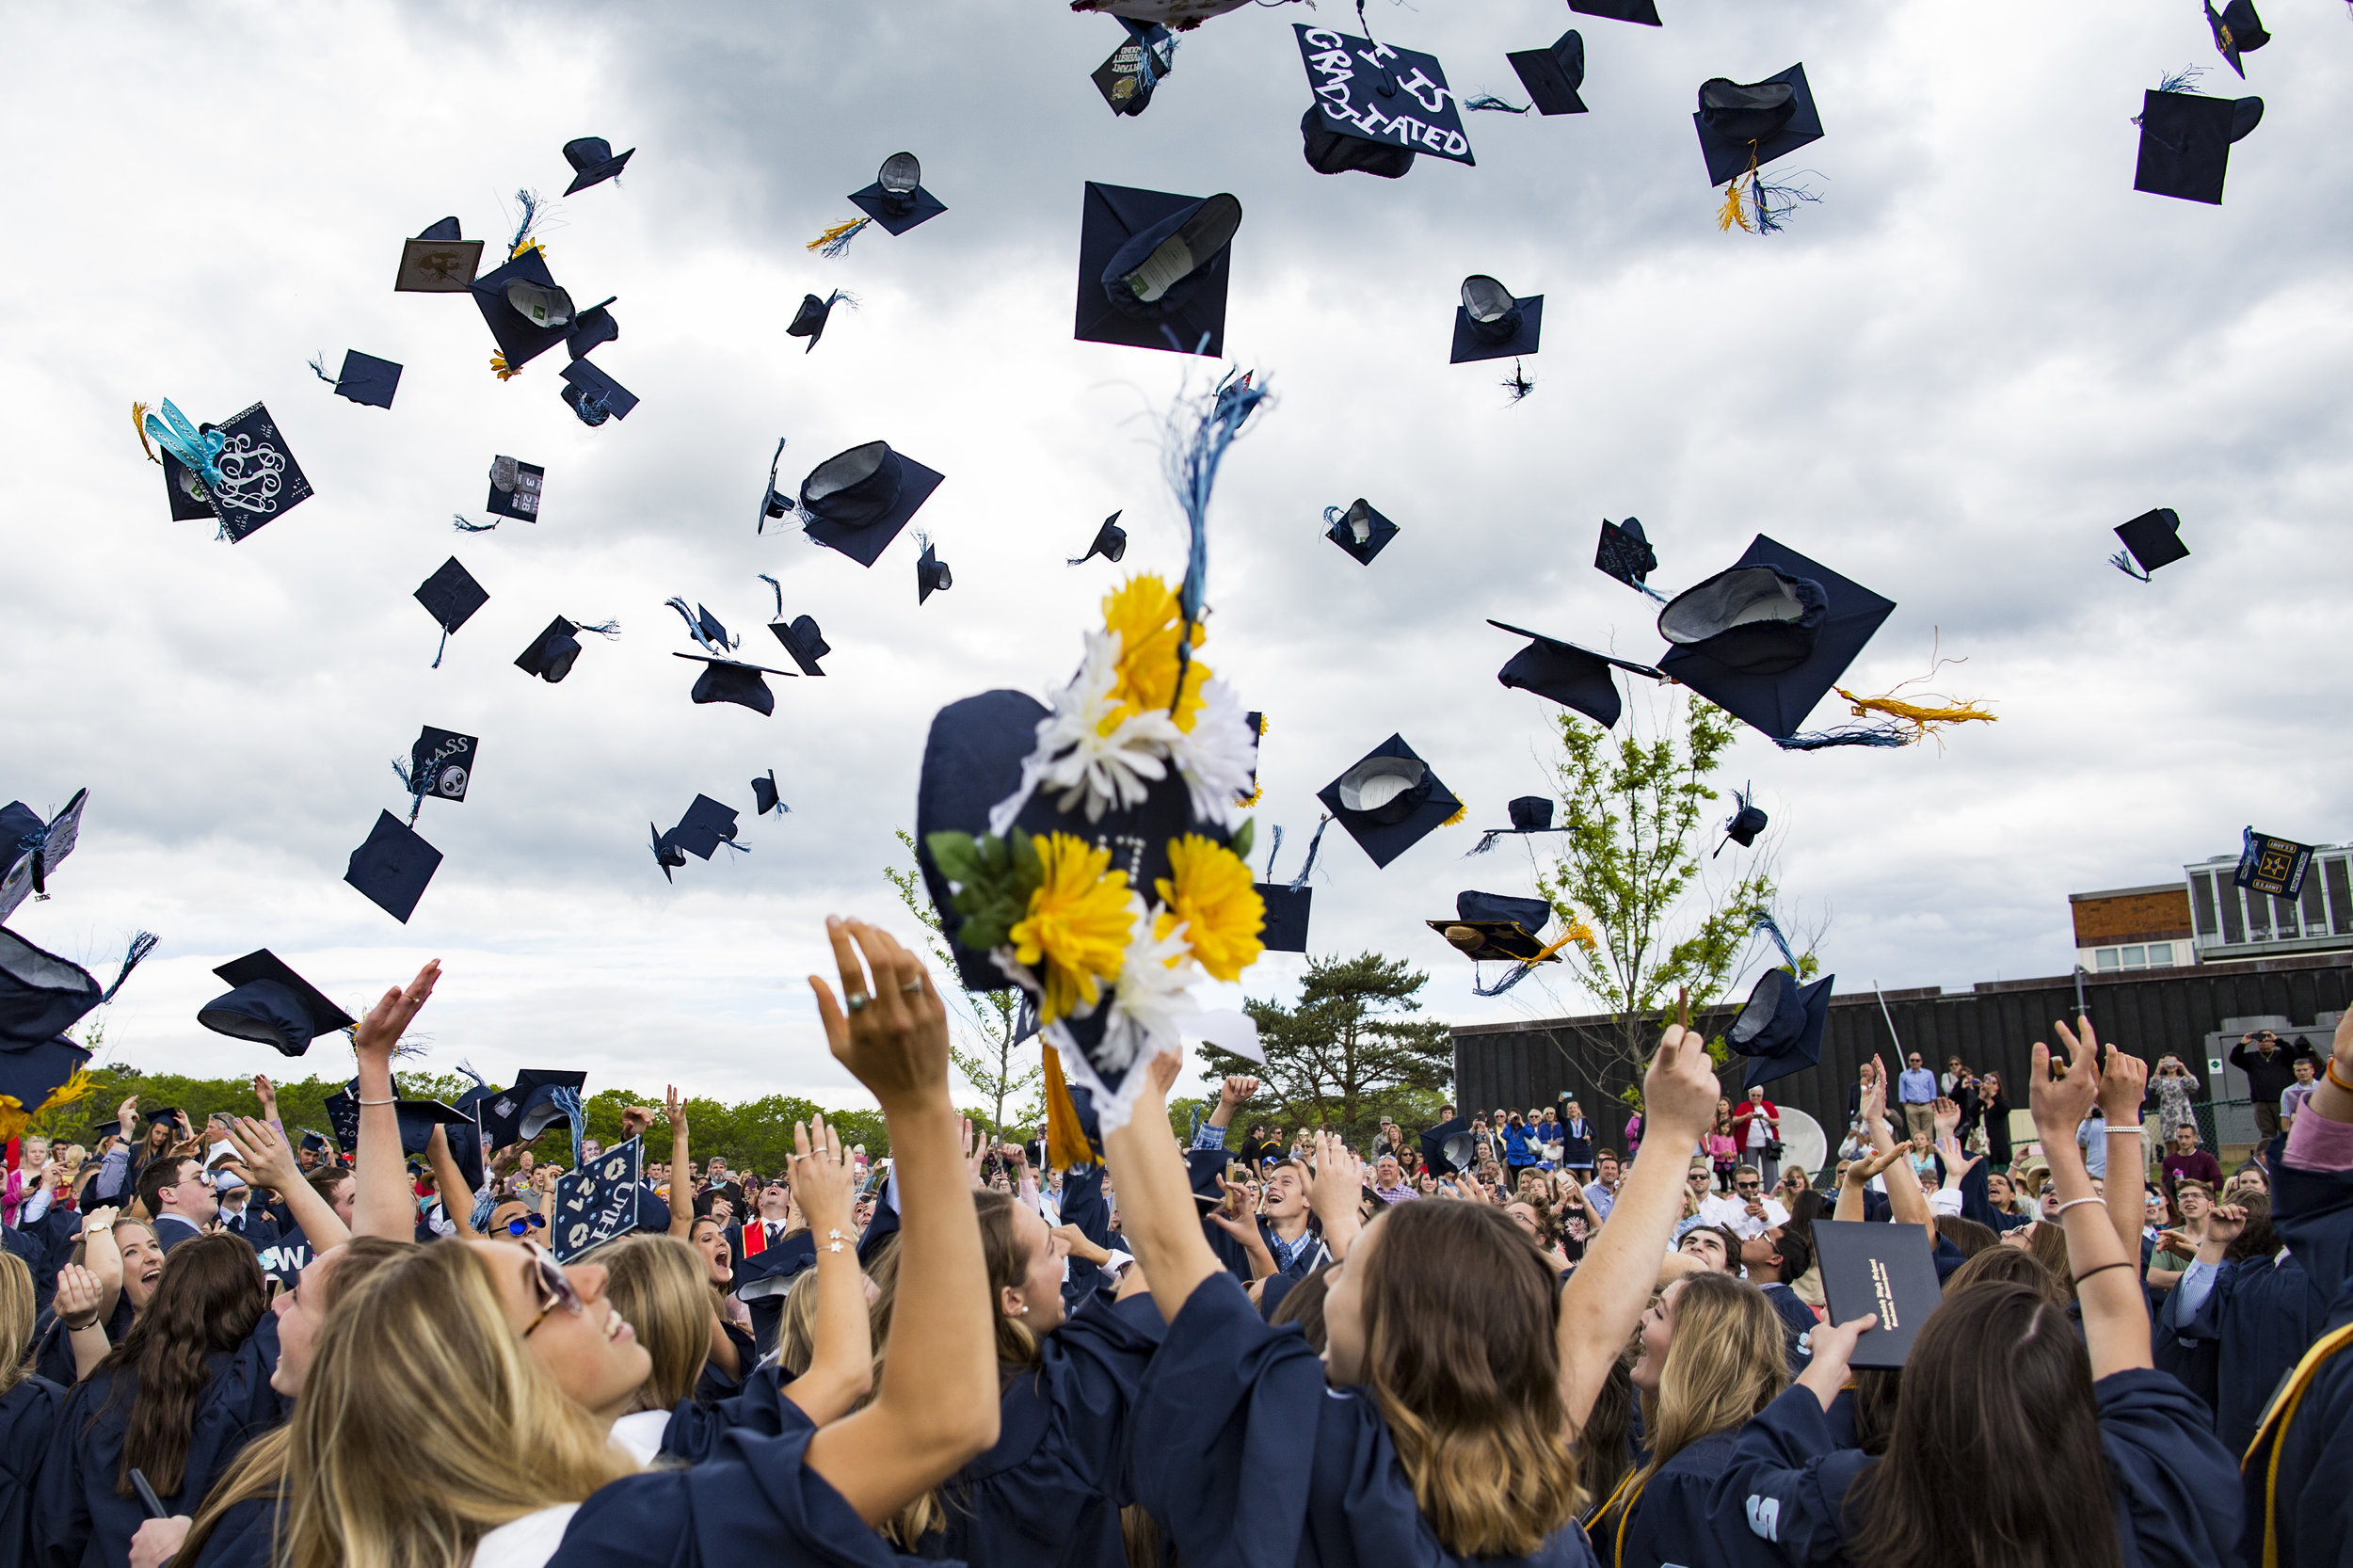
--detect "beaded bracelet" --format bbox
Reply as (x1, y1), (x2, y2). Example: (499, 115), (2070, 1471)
(2054, 1195), (2105, 1216)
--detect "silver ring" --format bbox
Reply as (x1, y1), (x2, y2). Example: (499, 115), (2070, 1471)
(846, 992), (871, 1014)
(900, 980), (922, 995)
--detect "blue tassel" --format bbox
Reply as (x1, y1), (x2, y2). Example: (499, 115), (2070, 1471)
(1472, 960), (1541, 998)
(451, 515), (498, 533)
(1465, 92), (1530, 114)
(309, 353), (336, 385)
(571, 393), (611, 427)
(1289, 815), (1332, 892)
(1263, 824), (1285, 882)
(506, 189), (545, 258)
(1502, 360), (1535, 403)
(1161, 367), (1270, 716)
(431, 624), (449, 670)
(578, 620), (620, 638)
(2110, 551), (2152, 582)
(760, 573), (784, 620)
(548, 1085), (586, 1170)
(101, 932), (159, 1002)
(1772, 723), (1909, 751)
(664, 598), (733, 653)
(1753, 909), (1800, 972)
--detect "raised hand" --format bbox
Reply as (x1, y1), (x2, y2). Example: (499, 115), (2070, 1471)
(620, 1103), (659, 1140)
(809, 919), (948, 1112)
(1860, 1058), (1889, 1128)
(1845, 1144), (1909, 1187)
(1934, 1135), (1981, 1186)
(2031, 1020), (2104, 1142)
(1305, 1130), (1366, 1258)
(53, 1262), (105, 1329)
(226, 1116), (300, 1194)
(1050, 1221), (1112, 1267)
(354, 961), (441, 1069)
(116, 1095), (138, 1136)
(2082, 1020), (2148, 1122)
(1220, 1075), (1260, 1108)
(251, 1074), (279, 1114)
(1932, 1097), (1961, 1141)
(1641, 1021), (1723, 1141)
(2203, 1204), (2249, 1249)
(1796, 1311), (1879, 1412)
(791, 1115), (856, 1250)
(961, 1118), (985, 1184)
(1147, 1048), (1184, 1098)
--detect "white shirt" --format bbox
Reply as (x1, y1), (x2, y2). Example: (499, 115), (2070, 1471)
(470, 1505), (581, 1568)
(1698, 1192), (1789, 1239)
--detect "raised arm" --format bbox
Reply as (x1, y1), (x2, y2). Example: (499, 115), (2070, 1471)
(227, 1117), (348, 1251)
(2085, 1025), (2152, 1264)
(2031, 1019), (2152, 1379)
(351, 961), (440, 1241)
(423, 1125), (480, 1240)
(1557, 1022), (1721, 1430)
(1837, 1144), (1907, 1221)
(802, 919), (995, 1526)
(781, 1112), (874, 1424)
(664, 1086), (694, 1240)
(1304, 1131), (1365, 1262)
(1102, 1051), (1225, 1325)
(1202, 1075), (1257, 1138)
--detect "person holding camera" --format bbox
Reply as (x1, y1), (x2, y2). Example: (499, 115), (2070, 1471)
(2151, 1054), (2203, 1154)
(2230, 1030), (2317, 1143)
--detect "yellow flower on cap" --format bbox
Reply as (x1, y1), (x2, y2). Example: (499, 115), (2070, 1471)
(1010, 835), (1134, 1023)
(1101, 575), (1209, 733)
(1154, 835), (1264, 982)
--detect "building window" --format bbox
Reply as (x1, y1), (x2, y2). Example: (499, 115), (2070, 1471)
(2097, 948), (2121, 971)
(2192, 872), (2219, 936)
(2329, 856), (2353, 936)
(2220, 883), (2245, 945)
(2121, 945), (2145, 968)
(2146, 942), (2172, 967)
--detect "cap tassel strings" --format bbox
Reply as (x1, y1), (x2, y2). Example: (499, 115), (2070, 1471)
(1773, 723), (1910, 751)
(1753, 909), (1801, 973)
(430, 623), (451, 671)
(506, 189), (547, 261)
(1289, 815), (1333, 892)
(1465, 91), (1530, 114)
(144, 400), (229, 491)
(308, 354), (336, 386)
(1262, 824), (1285, 882)
(101, 932), (160, 1003)
(1502, 360), (1535, 403)
(1833, 685), (1997, 737)
(1472, 921), (1594, 999)
(578, 620), (621, 638)
(808, 216), (872, 258)
(1041, 1045), (1095, 1171)
(131, 402), (161, 465)
(1718, 148), (1760, 233)
(1713, 786), (1753, 858)
(1162, 366), (1270, 717)
(547, 1085), (586, 1171)
(2109, 551), (2153, 582)
(452, 515), (498, 533)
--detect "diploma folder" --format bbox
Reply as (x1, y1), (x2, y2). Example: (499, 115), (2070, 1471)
(1811, 1219), (1943, 1369)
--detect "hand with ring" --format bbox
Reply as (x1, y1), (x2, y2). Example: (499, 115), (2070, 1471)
(810, 917), (948, 1112)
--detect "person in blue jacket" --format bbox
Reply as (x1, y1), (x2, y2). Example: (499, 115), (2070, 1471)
(1105, 1016), (1730, 1568)
(2155, 1185), (2329, 1455)
(0, 1252), (64, 1567)
(1706, 1020), (2240, 1568)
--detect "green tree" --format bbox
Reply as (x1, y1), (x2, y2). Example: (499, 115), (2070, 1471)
(1197, 952), (1454, 1146)
(888, 828), (1040, 1139)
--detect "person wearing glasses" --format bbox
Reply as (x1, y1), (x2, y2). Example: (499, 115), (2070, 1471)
(1699, 1165), (1791, 1240)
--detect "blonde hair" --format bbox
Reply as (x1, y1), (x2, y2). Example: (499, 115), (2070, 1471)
(1632, 1273), (1788, 1490)
(280, 1242), (634, 1568)
(596, 1234), (712, 1415)
(776, 1266), (824, 1378)
(0, 1251), (33, 1397)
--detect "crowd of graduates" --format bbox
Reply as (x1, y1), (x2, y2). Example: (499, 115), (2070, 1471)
(0, 919), (2349, 1567)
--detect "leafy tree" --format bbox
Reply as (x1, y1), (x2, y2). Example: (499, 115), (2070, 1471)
(1196, 952), (1454, 1146)
(888, 829), (1041, 1139)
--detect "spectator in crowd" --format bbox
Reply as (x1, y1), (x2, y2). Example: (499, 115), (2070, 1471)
(2146, 1178), (2212, 1296)
(2159, 1121), (2223, 1197)
(1501, 1112), (1539, 1183)
(1369, 1157), (1417, 1206)
(2149, 1053), (2201, 1148)
(2076, 1100), (2109, 1180)
(1560, 1100), (1594, 1177)
(1896, 1052), (1939, 1143)
(2231, 1029), (2317, 1144)
(1733, 1086), (1783, 1191)
(1625, 1106), (1644, 1160)
(1978, 1070), (2013, 1172)
(1705, 1107), (1738, 1193)
(1584, 1153), (1621, 1224)
(1465, 1114), (1497, 1171)
(1702, 1166), (1790, 1240)
(2281, 1054), (2320, 1131)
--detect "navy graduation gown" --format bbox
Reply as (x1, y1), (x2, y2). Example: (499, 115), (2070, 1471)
(661, 1361), (815, 1465)
(30, 1314), (287, 1568)
(694, 1319), (760, 1408)
(184, 1494), (279, 1568)
(1708, 1370), (2238, 1568)
(1131, 1272), (1598, 1568)
(1603, 1429), (1783, 1568)
(2158, 1249), (2328, 1454)
(2240, 1145), (2353, 1567)
(30, 1295), (133, 1391)
(1759, 1284), (1817, 1375)
(0, 1374), (62, 1566)
(737, 1229), (817, 1362)
(910, 1291), (1163, 1568)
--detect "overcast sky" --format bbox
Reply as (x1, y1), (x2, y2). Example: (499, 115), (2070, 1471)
(4, 0), (2345, 1112)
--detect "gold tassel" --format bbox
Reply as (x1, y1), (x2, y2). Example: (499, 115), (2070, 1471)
(132, 402), (159, 464)
(1527, 920), (1598, 965)
(1835, 686), (1998, 732)
(1441, 802), (1468, 827)
(1717, 146), (1759, 234)
(0, 1097), (26, 1146)
(1041, 1046), (1096, 1170)
(42, 1065), (96, 1116)
(490, 354), (520, 382)
(807, 216), (868, 254)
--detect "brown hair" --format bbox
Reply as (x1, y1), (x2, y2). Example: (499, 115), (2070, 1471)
(1353, 1199), (1582, 1558)
(2024, 1220), (2073, 1289)
(2223, 1192), (2277, 1264)
(0, 1251), (33, 1397)
(1935, 1217), (1997, 1259)
(135, 1154), (200, 1224)
(1846, 1281), (2121, 1568)
(88, 1233), (267, 1496)
(307, 1168), (354, 1209)
(1576, 1350), (1638, 1518)
(1268, 1262), (1332, 1352)
(1631, 1272), (1788, 1488)
(597, 1234), (713, 1414)
(1945, 1244), (2068, 1309)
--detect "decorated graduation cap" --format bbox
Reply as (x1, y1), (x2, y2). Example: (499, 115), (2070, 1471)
(0, 1033), (94, 1144)
(197, 950), (354, 1057)
(917, 536), (952, 604)
(1253, 819), (1327, 954)
(1433, 890), (1591, 997)
(414, 557), (489, 668)
(786, 290), (853, 353)
(1596, 518), (1663, 600)
(1070, 512), (1128, 567)
(398, 727), (477, 817)
(1571, 0), (1660, 24)
(0, 787), (87, 922)
(1695, 64), (1824, 234)
(1716, 784), (1768, 856)
(485, 456), (545, 521)
(2111, 508), (2189, 581)
(1451, 276), (1543, 363)
(1324, 499), (1400, 566)
(1727, 913), (1833, 1091)
(471, 234), (583, 377)
(808, 152), (946, 257)
(1294, 24), (1474, 176)
(312, 350), (402, 409)
(752, 770), (787, 817)
(0, 926), (157, 1050)
(1094, 18), (1176, 115)
(344, 810), (442, 923)
(394, 216), (483, 293)
(1468, 795), (1571, 856)
(562, 136), (634, 194)
(2235, 827), (2314, 900)
(1318, 735), (1463, 870)
(552, 1137), (657, 1262)
(479, 1068), (589, 1156)
(2207, 0), (2269, 76)
(2133, 79), (2264, 205)
(790, 440), (946, 568)
(1653, 536), (1895, 741)
(137, 400), (314, 542)
(1506, 30), (1589, 115)
(1075, 182), (1239, 356)
(559, 359), (637, 427)
(515, 615), (618, 683)
(1489, 620), (1665, 729)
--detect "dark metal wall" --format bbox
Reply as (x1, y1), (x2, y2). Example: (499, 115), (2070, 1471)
(1453, 952), (2353, 1148)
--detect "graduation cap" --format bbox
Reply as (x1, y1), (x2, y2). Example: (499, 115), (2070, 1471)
(1570, 0), (1659, 24)
(1716, 784), (1768, 856)
(1317, 735), (1462, 870)
(0, 787), (87, 922)
(393, 216), (483, 293)
(486, 456), (545, 521)
(515, 615), (618, 684)
(559, 359), (638, 426)
(849, 152), (946, 235)
(785, 291), (852, 353)
(1094, 19), (1176, 115)
(665, 794), (743, 861)
(1451, 276), (1544, 363)
(2111, 508), (2189, 580)
(1419, 1115), (1474, 1176)
(312, 350), (402, 409)
(562, 136), (635, 194)
(470, 247), (580, 375)
(1725, 964), (1833, 1091)
(0, 1033), (94, 1142)
(1489, 621), (1665, 729)
(197, 950), (355, 1057)
(1811, 1220), (1942, 1369)
(767, 615), (830, 677)
(2134, 86), (2263, 205)
(1506, 30), (1588, 116)
(752, 771), (787, 817)
(1068, 0), (1253, 20)
(755, 440), (793, 534)
(1595, 518), (1662, 597)
(566, 299), (620, 360)
(917, 536), (952, 604)
(298, 1129), (331, 1156)
(1074, 182), (1238, 357)
(402, 727), (477, 808)
(1467, 795), (1568, 855)
(480, 1068), (588, 1153)
(1694, 65), (1823, 186)
(1432, 890), (1557, 962)
(1069, 512), (1128, 566)
(674, 653), (792, 716)
(1300, 104), (1417, 179)
(324, 1082), (476, 1162)
(552, 1136), (652, 1262)
(414, 558), (488, 667)
(141, 402), (314, 542)
(1324, 499), (1401, 566)
(0, 926), (157, 1050)
(1294, 24), (1475, 171)
(796, 441), (946, 568)
(1254, 819), (1328, 955)
(2235, 827), (2315, 900)
(344, 810), (442, 924)
(1654, 536), (1896, 740)
(2207, 0), (2269, 76)
(649, 824), (687, 882)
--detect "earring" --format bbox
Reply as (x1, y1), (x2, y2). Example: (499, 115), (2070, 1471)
(1014, 1303), (1029, 1316)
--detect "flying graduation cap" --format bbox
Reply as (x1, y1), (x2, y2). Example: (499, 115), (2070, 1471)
(786, 291), (854, 353)
(665, 794), (744, 862)
(669, 599), (792, 713)
(1653, 536), (1895, 741)
(2207, 0), (2270, 77)
(768, 615), (830, 677)
(1094, 18), (1176, 115)
(471, 242), (583, 376)
(312, 350), (402, 409)
(1571, 0), (1660, 24)
(1596, 518), (1663, 599)
(1467, 795), (1569, 856)
(1432, 890), (1559, 963)
(1717, 785), (1769, 856)
(917, 536), (952, 603)
(1505, 30), (1589, 116)
(344, 811), (442, 923)
(1255, 819), (1327, 954)
(1451, 275), (1544, 363)
(1294, 24), (1473, 178)
(197, 950), (355, 1058)
(1726, 914), (1833, 1091)
(1317, 735), (1463, 870)
(515, 615), (618, 683)
(562, 136), (635, 194)
(2134, 81), (2264, 205)
(1489, 621), (1665, 729)
(809, 152), (946, 256)
(1695, 65), (1824, 232)
(1324, 499), (1400, 565)
(2235, 826), (2314, 900)
(559, 359), (637, 426)
(1069, 512), (1128, 567)
(752, 771), (788, 817)
(2111, 508), (2190, 581)
(140, 401), (314, 542)
(414, 558), (489, 668)
(485, 456), (545, 522)
(393, 216), (483, 293)
(795, 441), (946, 568)
(1075, 182), (1240, 356)
(0, 788), (87, 922)
(400, 727), (478, 813)
(0, 926), (156, 1056)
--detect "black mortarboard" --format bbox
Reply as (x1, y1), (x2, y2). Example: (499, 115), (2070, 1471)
(1489, 620), (1665, 729)
(1419, 1115), (1473, 1176)
(847, 151), (946, 236)
(0, 1034), (92, 1132)
(649, 824), (687, 882)
(797, 441), (945, 568)
(559, 358), (637, 426)
(1725, 965), (1833, 1090)
(344, 811), (442, 923)
(1094, 19), (1175, 116)
(1075, 182), (1238, 357)
(1299, 104), (1417, 179)
(480, 1068), (589, 1152)
(664, 794), (743, 861)
(144, 1105), (184, 1129)
(1451, 276), (1544, 363)
(0, 787), (87, 922)
(1595, 518), (1658, 590)
(756, 439), (792, 533)
(487, 456), (545, 520)
(2112, 508), (2190, 579)
(1324, 499), (1400, 566)
(1694, 64), (1823, 187)
(1069, 512), (1128, 567)
(1508, 796), (1554, 833)
(2207, 0), (2269, 76)
(1506, 30), (1589, 116)
(0, 927), (155, 1049)
(318, 350), (402, 409)
(917, 538), (952, 604)
(752, 771), (787, 817)
(394, 216), (483, 293)
(414, 558), (488, 666)
(785, 291), (851, 353)
(1256, 883), (1312, 952)
(161, 445), (216, 522)
(324, 1082), (474, 1160)
(407, 727), (477, 807)
(1317, 735), (1462, 870)
(552, 1137), (655, 1262)
(567, 299), (620, 360)
(1294, 24), (1475, 169)
(674, 653), (792, 716)
(563, 136), (635, 194)
(2134, 89), (2263, 205)
(470, 248), (577, 373)
(517, 616), (581, 683)
(767, 615), (830, 677)
(198, 950), (355, 1057)
(299, 1129), (330, 1155)
(1811, 1220), (1942, 1369)
(2235, 827), (2315, 900)
(200, 405), (314, 542)
(1718, 785), (1768, 854)
(1432, 890), (1555, 962)
(1654, 536), (1896, 740)
(1570, 0), (1660, 24)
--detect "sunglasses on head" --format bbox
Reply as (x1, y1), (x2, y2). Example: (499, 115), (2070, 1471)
(503, 1213), (549, 1237)
(519, 1240), (582, 1337)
